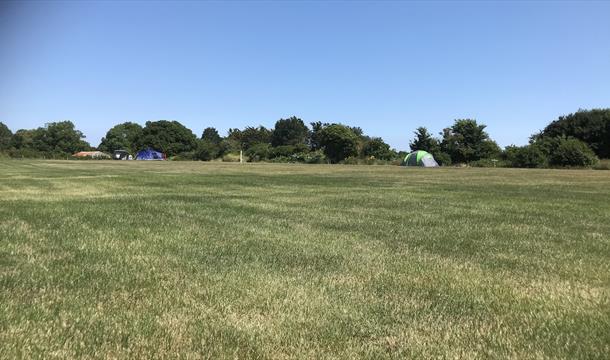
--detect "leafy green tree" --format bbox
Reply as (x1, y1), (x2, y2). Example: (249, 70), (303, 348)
(504, 145), (546, 168)
(537, 109), (609, 158)
(31, 121), (90, 154)
(98, 122), (143, 154)
(271, 117), (309, 147)
(11, 129), (37, 149)
(433, 152), (452, 166)
(348, 126), (365, 138)
(548, 138), (598, 167)
(228, 126), (271, 150)
(408, 126), (452, 164)
(362, 137), (394, 160)
(440, 119), (500, 163)
(197, 127), (224, 160)
(137, 120), (197, 156)
(201, 127), (222, 144)
(245, 143), (271, 162)
(219, 137), (240, 154)
(319, 124), (359, 163)
(269, 144), (309, 159)
(195, 139), (221, 161)
(243, 126), (272, 149)
(0, 122), (12, 151)
(309, 121), (327, 150)
(409, 127), (440, 153)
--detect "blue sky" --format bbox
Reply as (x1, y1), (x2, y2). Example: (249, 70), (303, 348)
(1, 1), (609, 150)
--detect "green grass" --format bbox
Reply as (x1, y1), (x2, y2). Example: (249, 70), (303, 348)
(1, 160), (609, 358)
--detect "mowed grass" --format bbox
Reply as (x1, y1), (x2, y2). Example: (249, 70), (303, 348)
(0, 160), (609, 359)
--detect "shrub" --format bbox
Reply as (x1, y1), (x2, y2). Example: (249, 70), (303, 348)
(172, 151), (197, 161)
(469, 158), (508, 167)
(342, 156), (361, 165)
(246, 143), (271, 162)
(548, 138), (598, 167)
(267, 150), (327, 164)
(593, 159), (610, 170)
(301, 150), (327, 164)
(222, 153), (242, 162)
(362, 138), (394, 160)
(342, 156), (395, 165)
(319, 124), (359, 163)
(433, 152), (452, 166)
(505, 145), (546, 168)
(196, 140), (221, 161)
(7, 149), (67, 159)
(268, 144), (308, 159)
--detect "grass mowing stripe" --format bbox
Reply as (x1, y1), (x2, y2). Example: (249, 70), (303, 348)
(0, 160), (609, 358)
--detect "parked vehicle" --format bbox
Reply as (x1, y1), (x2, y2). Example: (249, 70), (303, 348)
(113, 150), (131, 160)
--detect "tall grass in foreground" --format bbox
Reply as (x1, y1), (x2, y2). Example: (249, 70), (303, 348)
(0, 160), (609, 358)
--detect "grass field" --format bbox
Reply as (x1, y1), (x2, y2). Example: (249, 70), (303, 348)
(1, 160), (609, 358)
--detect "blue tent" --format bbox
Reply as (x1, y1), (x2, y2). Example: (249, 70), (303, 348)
(135, 148), (165, 160)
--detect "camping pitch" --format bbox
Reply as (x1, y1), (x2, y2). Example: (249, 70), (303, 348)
(135, 148), (166, 160)
(403, 150), (439, 167)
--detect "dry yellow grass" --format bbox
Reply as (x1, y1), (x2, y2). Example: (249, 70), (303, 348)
(0, 160), (609, 358)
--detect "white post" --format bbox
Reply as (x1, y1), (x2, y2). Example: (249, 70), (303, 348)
(240, 150), (243, 164)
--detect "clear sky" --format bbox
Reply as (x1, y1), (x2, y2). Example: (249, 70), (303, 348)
(1, 1), (609, 150)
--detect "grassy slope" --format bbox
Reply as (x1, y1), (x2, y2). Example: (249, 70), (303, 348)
(0, 160), (609, 359)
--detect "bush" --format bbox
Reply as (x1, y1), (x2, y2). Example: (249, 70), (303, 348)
(245, 143), (271, 162)
(548, 138), (598, 167)
(342, 156), (395, 165)
(469, 158), (508, 167)
(196, 140), (221, 161)
(222, 153), (243, 162)
(319, 124), (359, 163)
(171, 151), (197, 161)
(7, 149), (66, 159)
(362, 138), (394, 160)
(267, 150), (327, 164)
(505, 145), (546, 168)
(433, 152), (452, 166)
(301, 150), (327, 164)
(593, 159), (610, 170)
(342, 156), (361, 165)
(268, 144), (308, 159)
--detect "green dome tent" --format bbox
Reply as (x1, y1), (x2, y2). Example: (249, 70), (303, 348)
(403, 150), (439, 167)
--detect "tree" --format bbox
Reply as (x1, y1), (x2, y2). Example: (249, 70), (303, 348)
(11, 129), (37, 149)
(271, 116), (309, 147)
(409, 127), (440, 154)
(319, 124), (359, 163)
(245, 143), (271, 162)
(548, 138), (598, 167)
(30, 121), (90, 154)
(0, 122), (12, 151)
(137, 120), (197, 156)
(98, 122), (143, 154)
(201, 127), (222, 144)
(269, 144), (309, 159)
(309, 121), (327, 150)
(504, 145), (546, 168)
(195, 139), (221, 161)
(440, 119), (500, 163)
(409, 126), (452, 165)
(537, 109), (610, 158)
(362, 137), (394, 160)
(228, 126), (271, 150)
(196, 128), (224, 160)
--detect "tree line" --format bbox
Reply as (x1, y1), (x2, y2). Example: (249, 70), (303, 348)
(0, 108), (608, 167)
